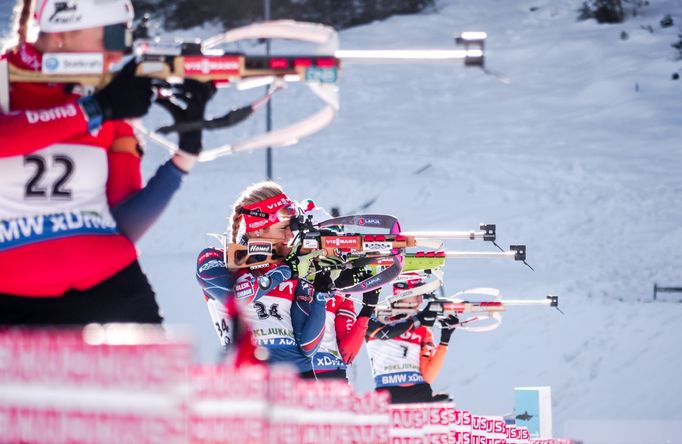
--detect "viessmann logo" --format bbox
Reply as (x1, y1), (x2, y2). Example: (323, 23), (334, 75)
(322, 237), (360, 249)
(266, 197), (290, 210)
(183, 57), (240, 74)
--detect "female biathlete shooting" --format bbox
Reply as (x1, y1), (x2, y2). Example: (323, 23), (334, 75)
(195, 181), (333, 373)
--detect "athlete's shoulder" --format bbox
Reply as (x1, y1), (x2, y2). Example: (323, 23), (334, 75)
(196, 247), (227, 275)
(421, 325), (435, 342)
(197, 247), (224, 264)
(112, 120), (136, 138)
(325, 294), (344, 310)
(334, 296), (356, 318)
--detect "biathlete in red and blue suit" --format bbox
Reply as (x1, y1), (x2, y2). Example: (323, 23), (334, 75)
(196, 182), (330, 373)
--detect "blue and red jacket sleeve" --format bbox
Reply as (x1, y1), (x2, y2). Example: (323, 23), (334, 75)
(109, 121), (185, 244)
(195, 247), (261, 368)
(291, 280), (327, 358)
(335, 297), (369, 364)
(196, 247), (235, 303)
(110, 159), (184, 243)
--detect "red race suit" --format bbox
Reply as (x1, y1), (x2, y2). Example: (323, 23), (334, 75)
(0, 43), (142, 296)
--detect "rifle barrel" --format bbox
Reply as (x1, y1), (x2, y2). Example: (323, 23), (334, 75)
(498, 299), (554, 306)
(402, 230), (488, 240)
(444, 251), (517, 260)
(335, 49), (482, 64)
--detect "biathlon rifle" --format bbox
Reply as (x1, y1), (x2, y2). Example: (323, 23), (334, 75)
(377, 288), (561, 333)
(223, 214), (529, 293)
(0, 20), (488, 160)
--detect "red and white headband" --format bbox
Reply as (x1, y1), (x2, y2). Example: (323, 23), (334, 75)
(239, 193), (295, 233)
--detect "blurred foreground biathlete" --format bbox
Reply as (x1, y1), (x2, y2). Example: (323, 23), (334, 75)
(0, 0), (215, 324)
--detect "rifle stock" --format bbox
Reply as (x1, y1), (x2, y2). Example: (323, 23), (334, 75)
(7, 62), (115, 88)
(6, 20), (484, 89)
(6, 53), (340, 88)
(225, 234), (417, 269)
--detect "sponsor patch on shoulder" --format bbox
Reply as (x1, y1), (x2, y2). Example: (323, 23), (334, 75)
(198, 259), (224, 273)
(198, 249), (222, 264)
(235, 279), (255, 300)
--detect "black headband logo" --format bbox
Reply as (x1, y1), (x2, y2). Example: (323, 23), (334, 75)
(49, 1), (82, 23)
(238, 208), (269, 219)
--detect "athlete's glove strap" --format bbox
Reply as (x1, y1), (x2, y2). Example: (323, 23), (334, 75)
(78, 95), (103, 132)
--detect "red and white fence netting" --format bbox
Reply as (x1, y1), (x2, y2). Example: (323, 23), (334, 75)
(0, 328), (575, 444)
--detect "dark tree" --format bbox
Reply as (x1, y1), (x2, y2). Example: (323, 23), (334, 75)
(131, 0), (434, 31)
(578, 0), (624, 23)
(577, 0), (651, 24)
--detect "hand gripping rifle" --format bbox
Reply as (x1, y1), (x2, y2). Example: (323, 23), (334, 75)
(0, 20), (487, 160)
(377, 288), (561, 333)
(223, 214), (528, 293)
(224, 213), (405, 293)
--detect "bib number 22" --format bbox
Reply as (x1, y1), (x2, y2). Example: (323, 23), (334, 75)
(24, 154), (74, 200)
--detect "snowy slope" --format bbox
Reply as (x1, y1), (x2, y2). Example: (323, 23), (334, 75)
(0, 0), (16, 46)
(3, 0), (682, 441)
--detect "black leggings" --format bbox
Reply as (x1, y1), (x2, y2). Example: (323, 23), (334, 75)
(0, 260), (163, 325)
(300, 369), (348, 380)
(380, 383), (451, 404)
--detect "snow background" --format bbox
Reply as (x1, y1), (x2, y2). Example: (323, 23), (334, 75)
(2, 0), (681, 442)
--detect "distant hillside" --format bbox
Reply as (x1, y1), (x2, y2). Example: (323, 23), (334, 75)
(132, 0), (434, 31)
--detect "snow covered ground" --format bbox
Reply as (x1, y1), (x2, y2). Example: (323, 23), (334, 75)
(3, 0), (682, 442)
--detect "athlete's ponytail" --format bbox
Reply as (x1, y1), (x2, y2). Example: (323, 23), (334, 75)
(230, 181), (285, 243)
(15, 0), (35, 44)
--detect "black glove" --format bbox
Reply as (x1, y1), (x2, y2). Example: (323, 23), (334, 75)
(358, 289), (380, 318)
(282, 249), (299, 279)
(438, 314), (459, 345)
(312, 267), (335, 293)
(156, 79), (217, 155)
(335, 266), (370, 289)
(415, 302), (440, 327)
(93, 59), (153, 121)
